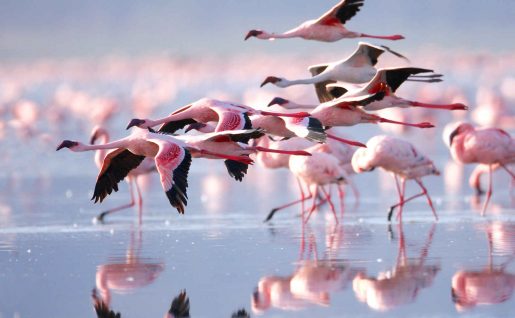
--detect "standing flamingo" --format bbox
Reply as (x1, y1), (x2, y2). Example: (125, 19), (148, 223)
(90, 126), (156, 223)
(352, 135), (440, 222)
(260, 42), (407, 102)
(245, 0), (404, 42)
(325, 67), (468, 111)
(448, 123), (515, 215)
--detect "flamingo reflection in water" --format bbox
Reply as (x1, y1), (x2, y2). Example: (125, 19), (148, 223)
(451, 222), (515, 312)
(94, 228), (164, 307)
(252, 225), (361, 314)
(352, 223), (440, 311)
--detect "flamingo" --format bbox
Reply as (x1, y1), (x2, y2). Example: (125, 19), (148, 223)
(90, 126), (156, 223)
(126, 97), (310, 135)
(57, 128), (311, 213)
(260, 42), (407, 102)
(352, 135), (440, 222)
(245, 0), (404, 42)
(448, 123), (515, 215)
(287, 144), (349, 224)
(268, 96), (436, 131)
(185, 112), (327, 143)
(325, 67), (468, 111)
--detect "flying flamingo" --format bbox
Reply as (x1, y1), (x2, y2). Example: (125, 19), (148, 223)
(126, 97), (310, 135)
(245, 0), (404, 42)
(57, 128), (311, 213)
(268, 96), (436, 132)
(185, 112), (327, 143)
(352, 135), (440, 222)
(325, 67), (468, 111)
(448, 123), (515, 215)
(260, 42), (408, 102)
(90, 126), (156, 223)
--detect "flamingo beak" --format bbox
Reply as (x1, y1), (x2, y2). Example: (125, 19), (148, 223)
(267, 97), (288, 107)
(126, 118), (145, 130)
(185, 123), (207, 133)
(56, 140), (78, 151)
(245, 29), (263, 40)
(260, 76), (280, 87)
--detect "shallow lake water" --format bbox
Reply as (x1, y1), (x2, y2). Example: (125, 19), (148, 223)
(0, 156), (514, 317)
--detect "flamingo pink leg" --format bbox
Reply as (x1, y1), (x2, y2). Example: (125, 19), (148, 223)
(134, 178), (143, 224)
(297, 178), (306, 217)
(95, 180), (136, 223)
(199, 149), (253, 164)
(409, 101), (468, 111)
(481, 165), (493, 216)
(304, 186), (319, 224)
(251, 146), (310, 156)
(264, 193), (313, 222)
(376, 116), (434, 129)
(396, 178), (407, 223)
(320, 186), (339, 224)
(337, 184), (345, 218)
(415, 179), (438, 221)
(326, 133), (366, 148)
(360, 33), (404, 41)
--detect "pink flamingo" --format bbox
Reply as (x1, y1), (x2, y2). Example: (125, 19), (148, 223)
(245, 0), (404, 42)
(260, 42), (407, 102)
(90, 126), (156, 223)
(125, 97), (310, 134)
(57, 128), (310, 213)
(268, 96), (435, 132)
(326, 67), (468, 111)
(352, 135), (440, 222)
(448, 123), (515, 215)
(186, 112), (327, 143)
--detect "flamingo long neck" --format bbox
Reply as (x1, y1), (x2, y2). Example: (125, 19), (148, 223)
(264, 28), (302, 40)
(94, 134), (110, 168)
(78, 139), (130, 152)
(278, 101), (317, 110)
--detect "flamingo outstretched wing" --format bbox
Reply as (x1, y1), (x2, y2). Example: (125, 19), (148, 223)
(153, 141), (192, 214)
(316, 0), (364, 26)
(92, 148), (145, 203)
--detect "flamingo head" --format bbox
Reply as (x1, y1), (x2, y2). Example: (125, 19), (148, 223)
(245, 29), (263, 40)
(185, 122), (208, 133)
(267, 97), (289, 107)
(449, 123), (474, 146)
(56, 140), (80, 151)
(126, 118), (150, 130)
(260, 76), (281, 87)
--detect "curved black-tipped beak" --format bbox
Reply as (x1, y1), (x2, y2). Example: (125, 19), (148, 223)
(185, 122), (207, 133)
(449, 127), (460, 146)
(260, 76), (280, 87)
(126, 118), (145, 130)
(56, 140), (78, 151)
(245, 29), (263, 40)
(267, 97), (288, 107)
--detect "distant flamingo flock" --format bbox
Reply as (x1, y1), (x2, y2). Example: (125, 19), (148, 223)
(51, 0), (514, 223)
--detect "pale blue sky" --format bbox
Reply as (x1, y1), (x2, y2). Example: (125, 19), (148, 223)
(1, 0), (514, 59)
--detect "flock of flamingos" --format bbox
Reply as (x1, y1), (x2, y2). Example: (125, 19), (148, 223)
(53, 0), (515, 228)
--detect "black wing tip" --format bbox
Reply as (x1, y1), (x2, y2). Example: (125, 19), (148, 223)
(166, 150), (192, 214)
(169, 290), (190, 317)
(225, 160), (249, 182)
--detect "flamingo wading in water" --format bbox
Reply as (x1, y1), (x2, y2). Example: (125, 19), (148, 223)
(245, 0), (404, 42)
(448, 123), (515, 215)
(352, 135), (440, 222)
